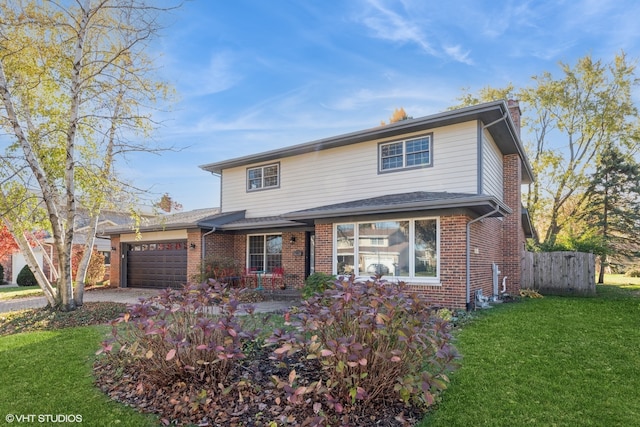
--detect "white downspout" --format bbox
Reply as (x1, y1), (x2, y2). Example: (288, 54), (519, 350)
(466, 106), (510, 309)
(201, 227), (216, 261)
(466, 205), (500, 310)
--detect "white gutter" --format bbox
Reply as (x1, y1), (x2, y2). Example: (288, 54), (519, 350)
(466, 205), (501, 310)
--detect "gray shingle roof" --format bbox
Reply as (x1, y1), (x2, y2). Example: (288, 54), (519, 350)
(200, 100), (534, 183)
(104, 208), (224, 234)
(282, 191), (512, 220)
(217, 216), (308, 231)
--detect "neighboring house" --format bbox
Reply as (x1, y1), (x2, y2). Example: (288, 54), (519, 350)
(1, 209), (142, 285)
(107, 100), (534, 309)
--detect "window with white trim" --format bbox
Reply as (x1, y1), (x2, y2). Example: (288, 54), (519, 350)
(335, 218), (439, 281)
(379, 134), (432, 172)
(247, 234), (282, 273)
(247, 163), (279, 191)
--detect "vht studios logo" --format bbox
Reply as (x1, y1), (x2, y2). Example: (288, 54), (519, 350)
(5, 414), (83, 423)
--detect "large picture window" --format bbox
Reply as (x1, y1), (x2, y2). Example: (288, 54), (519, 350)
(247, 163), (280, 191)
(247, 234), (282, 272)
(334, 218), (438, 282)
(379, 134), (432, 172)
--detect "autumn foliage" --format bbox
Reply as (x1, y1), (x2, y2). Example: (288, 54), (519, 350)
(380, 107), (412, 125)
(96, 278), (459, 426)
(0, 225), (19, 260)
(71, 248), (106, 286)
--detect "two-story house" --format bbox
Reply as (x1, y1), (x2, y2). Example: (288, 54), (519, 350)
(107, 100), (534, 309)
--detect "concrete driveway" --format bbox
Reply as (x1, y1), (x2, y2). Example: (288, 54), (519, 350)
(0, 286), (294, 314)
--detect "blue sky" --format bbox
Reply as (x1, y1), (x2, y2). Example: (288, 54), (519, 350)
(125, 0), (640, 211)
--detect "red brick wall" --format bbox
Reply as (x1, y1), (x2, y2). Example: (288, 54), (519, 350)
(204, 231), (307, 290)
(470, 217), (504, 300)
(110, 236), (121, 287)
(187, 229), (202, 283)
(503, 153), (523, 294)
(280, 231), (306, 289)
(203, 233), (237, 264)
(314, 223), (333, 275)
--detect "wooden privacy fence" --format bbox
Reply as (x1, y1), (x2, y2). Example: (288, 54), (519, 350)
(521, 251), (595, 296)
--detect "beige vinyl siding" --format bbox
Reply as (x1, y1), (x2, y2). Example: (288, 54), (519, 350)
(481, 130), (504, 200)
(221, 122), (479, 217)
(120, 230), (187, 242)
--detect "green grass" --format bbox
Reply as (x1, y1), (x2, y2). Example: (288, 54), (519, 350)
(599, 273), (640, 288)
(420, 280), (640, 427)
(2, 278), (639, 426)
(0, 326), (158, 427)
(0, 285), (43, 300)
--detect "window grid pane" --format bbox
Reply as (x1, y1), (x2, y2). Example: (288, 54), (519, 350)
(406, 151), (429, 166)
(265, 235), (282, 273)
(248, 236), (265, 270)
(248, 164), (279, 190)
(248, 234), (282, 272)
(264, 176), (278, 187)
(381, 142), (404, 170)
(382, 156), (403, 170)
(380, 136), (431, 171)
(406, 138), (429, 154)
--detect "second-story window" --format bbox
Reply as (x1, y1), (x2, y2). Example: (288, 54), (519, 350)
(247, 163), (279, 191)
(379, 134), (432, 172)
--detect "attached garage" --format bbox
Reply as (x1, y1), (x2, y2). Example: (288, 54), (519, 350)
(125, 241), (188, 288)
(105, 208), (240, 290)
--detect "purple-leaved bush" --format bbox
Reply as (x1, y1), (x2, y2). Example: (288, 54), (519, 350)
(268, 276), (459, 413)
(98, 281), (258, 387)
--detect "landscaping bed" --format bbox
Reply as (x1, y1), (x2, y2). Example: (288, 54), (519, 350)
(93, 280), (458, 426)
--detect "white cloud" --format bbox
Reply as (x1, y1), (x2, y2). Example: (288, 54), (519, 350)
(443, 45), (473, 65)
(176, 51), (242, 97)
(359, 0), (437, 55)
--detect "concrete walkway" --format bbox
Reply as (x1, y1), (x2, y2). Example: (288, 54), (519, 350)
(0, 286), (297, 314)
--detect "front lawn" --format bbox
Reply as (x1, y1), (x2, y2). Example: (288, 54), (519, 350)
(0, 285), (42, 300)
(0, 326), (158, 426)
(1, 280), (638, 426)
(421, 281), (640, 426)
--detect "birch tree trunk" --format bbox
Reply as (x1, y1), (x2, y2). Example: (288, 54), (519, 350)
(0, 1), (178, 311)
(74, 213), (100, 306)
(1, 219), (56, 306)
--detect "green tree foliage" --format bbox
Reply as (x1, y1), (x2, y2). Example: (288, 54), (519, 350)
(581, 146), (640, 282)
(16, 265), (37, 287)
(0, 1), (177, 310)
(455, 52), (640, 249)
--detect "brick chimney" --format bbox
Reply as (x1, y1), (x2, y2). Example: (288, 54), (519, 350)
(503, 99), (523, 295)
(507, 99), (521, 137)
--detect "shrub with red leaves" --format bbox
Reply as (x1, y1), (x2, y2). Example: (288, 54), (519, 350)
(98, 281), (259, 387)
(268, 276), (460, 421)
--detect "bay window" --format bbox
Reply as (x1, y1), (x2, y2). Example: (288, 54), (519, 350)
(335, 218), (438, 281)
